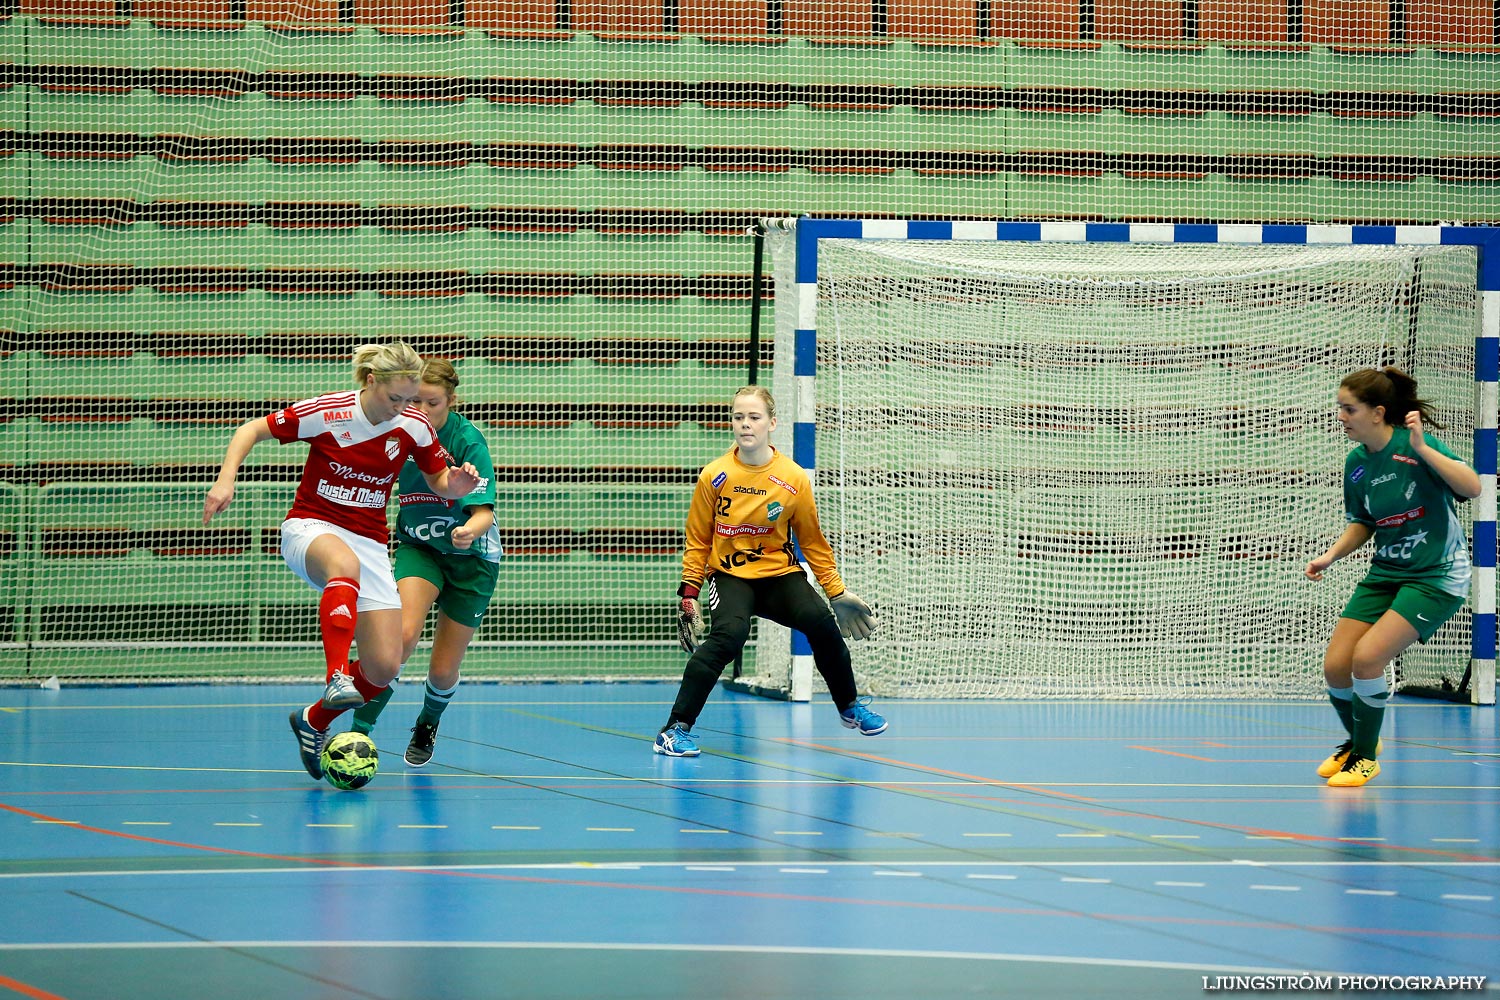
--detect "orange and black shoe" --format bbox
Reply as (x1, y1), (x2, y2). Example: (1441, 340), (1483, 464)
(1327, 752), (1380, 787)
(1316, 738), (1381, 778)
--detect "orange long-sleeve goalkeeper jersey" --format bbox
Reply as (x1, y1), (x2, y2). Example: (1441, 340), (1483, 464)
(680, 446), (846, 598)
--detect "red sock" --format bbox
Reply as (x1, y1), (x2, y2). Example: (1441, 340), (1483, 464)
(307, 660), (385, 731)
(307, 700), (340, 731)
(319, 577), (359, 682)
(350, 659), (387, 701)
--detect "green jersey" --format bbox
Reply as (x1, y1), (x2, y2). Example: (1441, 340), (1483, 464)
(1343, 426), (1470, 597)
(395, 411), (502, 563)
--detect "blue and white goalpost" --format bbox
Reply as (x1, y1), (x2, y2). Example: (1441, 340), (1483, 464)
(759, 220), (1498, 704)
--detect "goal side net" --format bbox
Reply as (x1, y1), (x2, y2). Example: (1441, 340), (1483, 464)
(758, 221), (1498, 702)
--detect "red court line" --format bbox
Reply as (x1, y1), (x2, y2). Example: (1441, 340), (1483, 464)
(774, 739), (1102, 802)
(0, 973), (71, 1000)
(4, 800), (1497, 942)
(0, 801), (374, 869)
(774, 739), (1498, 863)
(1130, 746), (1215, 761)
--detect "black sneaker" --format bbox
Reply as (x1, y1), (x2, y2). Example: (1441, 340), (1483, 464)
(405, 719), (439, 767)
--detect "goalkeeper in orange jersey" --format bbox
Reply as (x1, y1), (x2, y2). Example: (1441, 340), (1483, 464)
(654, 385), (885, 757)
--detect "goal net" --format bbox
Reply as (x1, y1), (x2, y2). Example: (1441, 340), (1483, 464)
(764, 224), (1491, 700)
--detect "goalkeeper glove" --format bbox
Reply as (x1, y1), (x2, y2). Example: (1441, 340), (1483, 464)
(829, 591), (877, 640)
(677, 583), (705, 653)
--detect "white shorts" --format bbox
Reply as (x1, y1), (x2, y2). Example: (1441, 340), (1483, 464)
(279, 518), (402, 612)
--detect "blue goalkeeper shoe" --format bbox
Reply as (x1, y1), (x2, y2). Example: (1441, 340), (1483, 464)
(653, 723), (700, 757)
(839, 697), (887, 736)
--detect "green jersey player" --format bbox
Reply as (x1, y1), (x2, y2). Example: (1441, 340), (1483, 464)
(351, 358), (501, 767)
(1305, 367), (1480, 787)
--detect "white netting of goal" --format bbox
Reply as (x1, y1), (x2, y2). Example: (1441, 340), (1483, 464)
(771, 236), (1479, 699)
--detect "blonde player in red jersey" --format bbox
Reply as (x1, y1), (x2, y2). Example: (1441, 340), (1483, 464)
(202, 342), (481, 781)
(654, 385), (885, 757)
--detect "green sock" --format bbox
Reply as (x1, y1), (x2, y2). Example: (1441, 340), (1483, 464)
(1327, 686), (1355, 737)
(1350, 676), (1389, 758)
(418, 678), (458, 727)
(350, 683), (395, 734)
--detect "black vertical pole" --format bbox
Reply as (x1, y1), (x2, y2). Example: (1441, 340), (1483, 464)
(731, 222), (767, 680)
(748, 221), (766, 386)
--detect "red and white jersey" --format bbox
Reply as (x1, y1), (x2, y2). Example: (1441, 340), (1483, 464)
(267, 391), (452, 544)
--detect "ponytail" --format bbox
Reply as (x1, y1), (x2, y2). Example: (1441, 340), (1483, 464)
(1340, 366), (1445, 430)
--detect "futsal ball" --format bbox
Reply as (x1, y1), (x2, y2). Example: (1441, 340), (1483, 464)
(321, 731), (379, 790)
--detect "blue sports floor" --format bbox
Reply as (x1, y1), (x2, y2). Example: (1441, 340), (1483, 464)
(1, 683), (1498, 1000)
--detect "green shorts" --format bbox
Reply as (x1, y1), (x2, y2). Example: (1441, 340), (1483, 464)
(392, 541), (500, 627)
(1341, 577), (1467, 643)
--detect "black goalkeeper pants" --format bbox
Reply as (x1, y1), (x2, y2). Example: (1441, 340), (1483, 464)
(667, 570), (858, 729)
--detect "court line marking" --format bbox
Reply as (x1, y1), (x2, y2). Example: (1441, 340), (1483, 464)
(0, 939), (1366, 981)
(1130, 747), (1214, 762)
(729, 739), (1500, 864)
(6, 774), (1497, 948)
(6, 761), (1500, 791)
(0, 971), (68, 1000)
(5, 859), (1498, 880)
